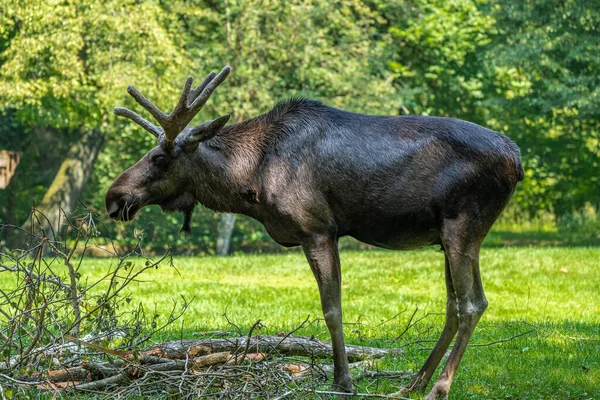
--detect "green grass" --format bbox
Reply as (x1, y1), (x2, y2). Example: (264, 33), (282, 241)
(3, 248), (599, 398)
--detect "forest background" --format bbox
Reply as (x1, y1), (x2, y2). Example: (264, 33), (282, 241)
(1, 0), (598, 253)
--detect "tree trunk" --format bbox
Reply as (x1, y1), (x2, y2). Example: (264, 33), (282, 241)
(1, 178), (17, 245)
(215, 213), (236, 255)
(19, 129), (103, 243)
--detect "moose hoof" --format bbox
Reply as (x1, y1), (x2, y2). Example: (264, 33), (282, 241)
(423, 383), (450, 400)
(392, 376), (427, 397)
(332, 378), (354, 394)
(393, 386), (413, 397)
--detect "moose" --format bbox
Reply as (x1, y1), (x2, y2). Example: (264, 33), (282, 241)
(106, 66), (523, 399)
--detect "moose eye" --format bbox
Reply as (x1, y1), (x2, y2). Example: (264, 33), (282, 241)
(151, 154), (168, 167)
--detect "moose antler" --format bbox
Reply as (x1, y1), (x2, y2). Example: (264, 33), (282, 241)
(114, 66), (231, 147)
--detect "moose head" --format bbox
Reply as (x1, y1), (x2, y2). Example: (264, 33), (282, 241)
(105, 66), (232, 233)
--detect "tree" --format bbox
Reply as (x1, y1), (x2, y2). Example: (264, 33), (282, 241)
(375, 0), (495, 120)
(482, 0), (600, 216)
(0, 0), (191, 241)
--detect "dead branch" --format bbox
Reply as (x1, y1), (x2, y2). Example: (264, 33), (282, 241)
(419, 329), (536, 351)
(353, 369), (415, 382)
(238, 319), (261, 364)
(74, 374), (127, 391)
(310, 388), (412, 399)
(63, 334), (132, 359)
(81, 361), (120, 379)
(194, 352), (232, 368)
(155, 335), (402, 362)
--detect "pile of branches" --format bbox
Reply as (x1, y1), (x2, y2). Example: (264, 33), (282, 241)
(0, 209), (414, 399)
(0, 209), (187, 396)
(11, 330), (409, 399)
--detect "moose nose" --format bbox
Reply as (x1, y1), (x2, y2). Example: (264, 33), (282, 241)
(107, 204), (120, 220)
(106, 192), (135, 221)
(106, 198), (124, 220)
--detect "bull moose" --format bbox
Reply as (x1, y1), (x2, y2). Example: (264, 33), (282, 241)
(106, 66), (523, 399)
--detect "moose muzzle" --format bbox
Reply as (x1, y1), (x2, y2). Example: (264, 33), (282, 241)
(105, 191), (142, 222)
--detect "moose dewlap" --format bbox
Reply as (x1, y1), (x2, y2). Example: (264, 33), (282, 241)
(106, 66), (523, 399)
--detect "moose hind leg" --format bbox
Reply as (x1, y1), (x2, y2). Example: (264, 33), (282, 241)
(399, 253), (459, 394)
(424, 218), (488, 399)
(302, 234), (353, 393)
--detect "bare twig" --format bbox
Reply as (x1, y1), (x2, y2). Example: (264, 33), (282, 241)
(468, 329), (535, 347)
(392, 307), (431, 343)
(266, 314), (312, 359)
(238, 319), (262, 364)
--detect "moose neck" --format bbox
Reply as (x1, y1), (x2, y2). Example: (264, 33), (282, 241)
(188, 99), (325, 217)
(190, 116), (268, 216)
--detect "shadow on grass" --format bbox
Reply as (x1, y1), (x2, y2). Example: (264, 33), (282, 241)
(447, 320), (600, 400)
(483, 230), (600, 247)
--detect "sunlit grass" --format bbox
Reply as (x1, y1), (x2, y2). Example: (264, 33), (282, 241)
(1, 248), (598, 398)
(74, 248), (599, 327)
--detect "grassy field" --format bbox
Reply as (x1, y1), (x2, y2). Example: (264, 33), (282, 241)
(71, 247), (599, 399)
(2, 247), (599, 398)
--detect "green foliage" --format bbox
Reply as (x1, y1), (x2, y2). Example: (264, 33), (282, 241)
(1, 0), (599, 250)
(0, 0), (188, 129)
(168, 0), (400, 118)
(386, 0), (495, 117)
(0, 0), (191, 239)
(481, 0), (600, 215)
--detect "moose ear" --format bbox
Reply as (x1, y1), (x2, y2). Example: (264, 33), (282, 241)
(184, 114), (231, 149)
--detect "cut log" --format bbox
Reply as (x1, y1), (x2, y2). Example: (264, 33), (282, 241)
(155, 335), (402, 362)
(239, 352), (265, 362)
(30, 366), (89, 383)
(144, 343), (211, 359)
(143, 351), (231, 372)
(194, 352), (231, 368)
(283, 363), (309, 377)
(73, 351), (232, 380)
(37, 380), (81, 390)
(63, 335), (174, 364)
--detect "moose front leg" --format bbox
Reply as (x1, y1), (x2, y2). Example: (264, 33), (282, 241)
(302, 234), (353, 393)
